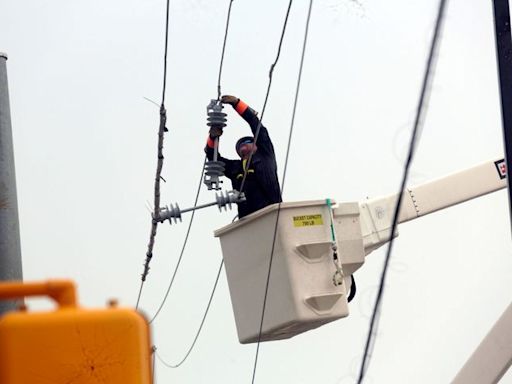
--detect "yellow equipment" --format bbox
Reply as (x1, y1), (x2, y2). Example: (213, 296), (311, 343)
(0, 280), (152, 384)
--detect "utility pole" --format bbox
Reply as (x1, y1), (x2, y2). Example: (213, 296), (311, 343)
(493, 0), (512, 232)
(0, 52), (23, 315)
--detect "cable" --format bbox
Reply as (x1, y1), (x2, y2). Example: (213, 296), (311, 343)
(149, 157), (206, 323)
(136, 0), (173, 309)
(238, 0), (293, 196)
(251, 1), (313, 383)
(356, 1), (448, 382)
(217, 0), (235, 100)
(138, 0), (235, 310)
(149, 0), (236, 324)
(149, 0), (238, 363)
(347, 275), (357, 303)
(155, 259), (224, 368)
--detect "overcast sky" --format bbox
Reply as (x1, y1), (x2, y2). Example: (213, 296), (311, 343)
(1, 0), (512, 383)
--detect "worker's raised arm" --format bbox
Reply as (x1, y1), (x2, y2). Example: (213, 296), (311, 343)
(221, 95), (275, 156)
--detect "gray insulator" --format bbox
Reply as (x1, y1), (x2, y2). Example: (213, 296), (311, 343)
(204, 99), (228, 191)
(159, 203), (182, 224)
(207, 100), (227, 130)
(207, 111), (227, 129)
(205, 161), (225, 176)
(204, 160), (225, 190)
(216, 190), (246, 211)
(216, 191), (232, 211)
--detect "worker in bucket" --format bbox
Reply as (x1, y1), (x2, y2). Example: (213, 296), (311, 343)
(205, 95), (282, 218)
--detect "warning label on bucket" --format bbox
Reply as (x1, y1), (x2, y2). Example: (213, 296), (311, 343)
(293, 214), (324, 227)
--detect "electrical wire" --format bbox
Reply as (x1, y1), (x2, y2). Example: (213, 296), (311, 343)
(149, 157), (206, 323)
(217, 0), (235, 100)
(238, 0), (293, 196)
(149, 0), (238, 367)
(136, 0), (173, 309)
(154, 215), (236, 371)
(251, 1), (313, 382)
(356, 0), (448, 382)
(154, 258), (224, 368)
(138, 0), (235, 310)
(149, 0), (236, 325)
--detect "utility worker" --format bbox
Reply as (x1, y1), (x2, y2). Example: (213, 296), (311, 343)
(205, 95), (282, 218)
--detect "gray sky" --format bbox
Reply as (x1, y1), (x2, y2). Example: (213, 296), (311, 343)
(1, 0), (512, 383)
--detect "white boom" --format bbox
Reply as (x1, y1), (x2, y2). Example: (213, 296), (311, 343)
(359, 158), (507, 257)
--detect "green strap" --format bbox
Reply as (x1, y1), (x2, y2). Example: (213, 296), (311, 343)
(326, 198), (336, 243)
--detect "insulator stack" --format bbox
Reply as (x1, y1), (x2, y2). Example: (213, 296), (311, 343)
(157, 203), (182, 224)
(154, 190), (245, 225)
(206, 103), (227, 130)
(204, 161), (225, 186)
(216, 190), (246, 211)
(204, 99), (227, 191)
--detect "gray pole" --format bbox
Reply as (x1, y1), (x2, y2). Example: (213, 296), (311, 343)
(0, 52), (23, 315)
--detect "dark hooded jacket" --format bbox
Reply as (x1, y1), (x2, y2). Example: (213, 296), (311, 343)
(205, 101), (282, 218)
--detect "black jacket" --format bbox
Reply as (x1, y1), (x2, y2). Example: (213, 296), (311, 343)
(205, 104), (282, 218)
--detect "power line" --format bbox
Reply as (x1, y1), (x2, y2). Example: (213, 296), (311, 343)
(148, 0), (237, 367)
(251, 1), (313, 382)
(136, 0), (173, 309)
(137, 0), (235, 311)
(238, 0), (293, 195)
(149, 158), (206, 323)
(154, 259), (224, 368)
(217, 0), (235, 100)
(154, 0), (295, 370)
(356, 0), (448, 382)
(148, 0), (236, 323)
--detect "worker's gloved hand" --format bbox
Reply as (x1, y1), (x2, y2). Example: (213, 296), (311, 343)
(221, 95), (239, 107)
(209, 127), (223, 138)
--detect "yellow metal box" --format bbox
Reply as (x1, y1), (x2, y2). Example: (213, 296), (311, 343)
(0, 280), (152, 384)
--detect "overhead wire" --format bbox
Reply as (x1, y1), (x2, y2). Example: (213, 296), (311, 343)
(150, 0), (237, 368)
(251, 1), (313, 383)
(152, 213), (235, 368)
(153, 258), (224, 368)
(137, 0), (235, 311)
(154, 198), (240, 370)
(217, 0), (235, 100)
(149, 157), (206, 323)
(356, 0), (448, 382)
(136, 0), (173, 310)
(238, 0), (293, 196)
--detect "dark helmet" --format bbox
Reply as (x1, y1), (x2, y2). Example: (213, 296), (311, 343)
(235, 136), (254, 156)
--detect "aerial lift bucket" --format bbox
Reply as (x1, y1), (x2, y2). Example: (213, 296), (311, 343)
(0, 280), (153, 384)
(215, 200), (365, 343)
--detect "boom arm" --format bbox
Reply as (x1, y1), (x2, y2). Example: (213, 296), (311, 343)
(358, 158), (507, 256)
